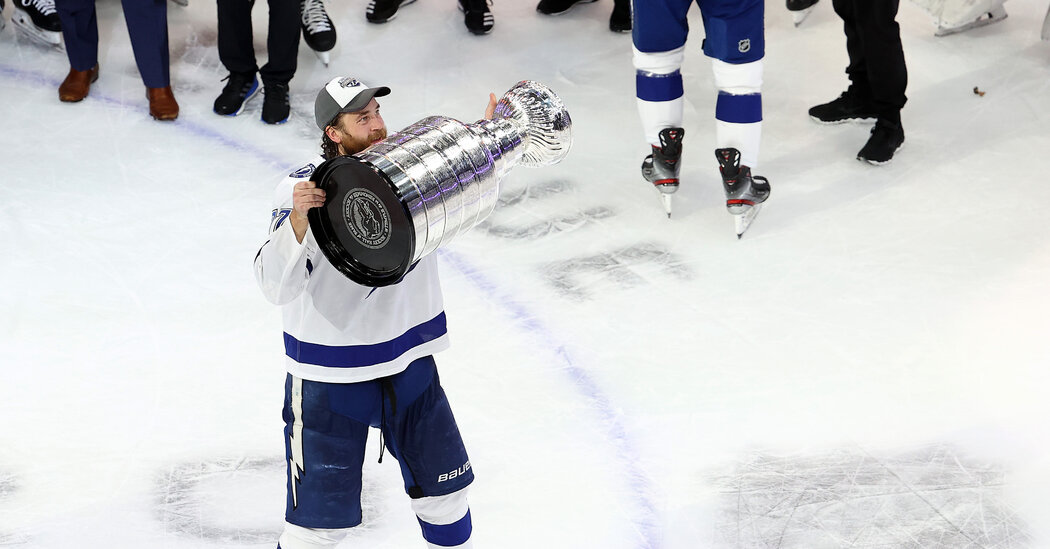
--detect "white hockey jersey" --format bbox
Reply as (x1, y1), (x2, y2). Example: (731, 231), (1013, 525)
(254, 155), (450, 383)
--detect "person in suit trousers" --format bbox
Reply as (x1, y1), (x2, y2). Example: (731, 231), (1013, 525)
(54, 0), (179, 121)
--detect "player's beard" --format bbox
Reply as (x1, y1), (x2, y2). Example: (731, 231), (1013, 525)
(340, 128), (388, 156)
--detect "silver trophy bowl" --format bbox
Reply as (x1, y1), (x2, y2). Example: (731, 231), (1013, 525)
(308, 80), (572, 286)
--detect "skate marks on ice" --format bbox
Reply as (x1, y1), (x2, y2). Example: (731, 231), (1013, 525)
(157, 457), (286, 543)
(0, 470), (30, 545)
(712, 444), (1030, 548)
(476, 178), (693, 300)
(476, 179), (616, 241)
(543, 243), (693, 302)
(156, 456), (390, 544)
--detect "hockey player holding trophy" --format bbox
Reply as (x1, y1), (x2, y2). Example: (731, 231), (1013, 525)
(254, 76), (570, 548)
(633, 0), (770, 237)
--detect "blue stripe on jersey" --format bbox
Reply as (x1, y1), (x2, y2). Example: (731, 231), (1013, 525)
(715, 92), (762, 124)
(284, 312), (447, 368)
(417, 510), (472, 547)
(636, 70), (684, 102)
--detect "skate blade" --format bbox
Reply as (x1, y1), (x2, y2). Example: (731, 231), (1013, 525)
(1042, 4), (1050, 41)
(168, 0), (188, 6)
(314, 50), (330, 67)
(12, 16), (63, 49)
(734, 204), (762, 238)
(791, 6), (816, 27)
(935, 7), (1007, 37)
(660, 193), (673, 218)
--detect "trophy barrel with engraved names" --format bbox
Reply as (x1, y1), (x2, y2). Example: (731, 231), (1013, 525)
(307, 80), (572, 286)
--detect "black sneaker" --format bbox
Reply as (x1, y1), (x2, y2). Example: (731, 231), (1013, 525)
(609, 0), (630, 32)
(213, 72), (259, 116)
(261, 82), (290, 125)
(808, 89), (877, 124)
(366, 0), (416, 23)
(459, 0), (493, 34)
(536, 0), (597, 16)
(857, 118), (904, 165)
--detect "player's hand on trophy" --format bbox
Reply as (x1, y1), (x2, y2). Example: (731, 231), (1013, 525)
(291, 180), (326, 243)
(485, 93), (497, 120)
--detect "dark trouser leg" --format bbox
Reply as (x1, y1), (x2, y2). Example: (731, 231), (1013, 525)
(834, 0), (906, 122)
(122, 0), (170, 88)
(217, 0), (259, 76)
(260, 0), (301, 86)
(831, 0), (870, 99)
(54, 0), (99, 71)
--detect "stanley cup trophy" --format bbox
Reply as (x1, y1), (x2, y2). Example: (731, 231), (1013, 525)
(307, 80), (572, 286)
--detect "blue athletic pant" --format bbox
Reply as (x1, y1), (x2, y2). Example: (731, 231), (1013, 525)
(283, 356), (474, 529)
(632, 0), (765, 63)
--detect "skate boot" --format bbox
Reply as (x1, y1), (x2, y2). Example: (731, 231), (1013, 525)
(935, 0), (1007, 36)
(716, 147), (770, 238)
(301, 0), (336, 66)
(786, 0), (818, 26)
(11, 0), (62, 48)
(641, 127), (684, 217)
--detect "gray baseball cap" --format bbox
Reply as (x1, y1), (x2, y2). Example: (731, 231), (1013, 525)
(314, 76), (391, 131)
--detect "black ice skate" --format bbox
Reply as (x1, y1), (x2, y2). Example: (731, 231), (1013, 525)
(786, 0), (818, 27)
(641, 127), (684, 217)
(301, 0), (336, 66)
(935, 4), (1007, 37)
(716, 147), (770, 238)
(11, 0), (62, 48)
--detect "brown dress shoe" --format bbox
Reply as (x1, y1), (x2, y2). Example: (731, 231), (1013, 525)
(147, 86), (179, 121)
(58, 64), (99, 102)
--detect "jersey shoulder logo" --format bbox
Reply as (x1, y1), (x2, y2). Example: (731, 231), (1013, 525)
(290, 163), (316, 179)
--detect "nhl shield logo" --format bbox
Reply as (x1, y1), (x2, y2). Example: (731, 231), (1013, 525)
(343, 189), (392, 250)
(338, 77), (362, 88)
(738, 39), (751, 53)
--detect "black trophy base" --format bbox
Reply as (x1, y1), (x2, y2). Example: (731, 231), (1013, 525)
(307, 155), (416, 287)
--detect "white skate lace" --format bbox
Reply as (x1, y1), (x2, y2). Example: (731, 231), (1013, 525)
(24, 0), (56, 16)
(301, 0), (331, 32)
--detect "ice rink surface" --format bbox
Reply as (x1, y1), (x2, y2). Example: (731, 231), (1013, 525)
(1, 0), (1048, 547)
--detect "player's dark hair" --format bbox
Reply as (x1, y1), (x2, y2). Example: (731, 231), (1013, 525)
(320, 113), (345, 160)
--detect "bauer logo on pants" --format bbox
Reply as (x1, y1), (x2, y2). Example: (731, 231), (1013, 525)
(738, 39), (751, 53)
(438, 461), (472, 483)
(343, 189), (391, 250)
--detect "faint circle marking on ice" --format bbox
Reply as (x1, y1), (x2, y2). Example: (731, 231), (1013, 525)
(156, 456), (286, 543)
(155, 456), (387, 544)
(712, 444), (1031, 548)
(0, 470), (30, 545)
